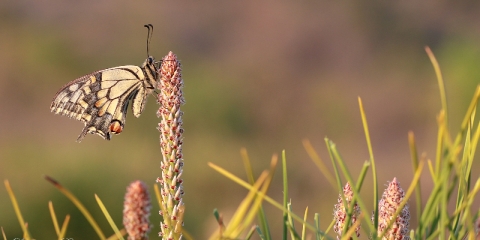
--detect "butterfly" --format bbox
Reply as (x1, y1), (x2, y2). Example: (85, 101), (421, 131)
(50, 24), (159, 142)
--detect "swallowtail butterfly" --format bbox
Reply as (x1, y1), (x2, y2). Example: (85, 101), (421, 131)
(51, 24), (159, 142)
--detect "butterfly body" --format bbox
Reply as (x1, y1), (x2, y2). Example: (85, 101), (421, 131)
(51, 57), (158, 142)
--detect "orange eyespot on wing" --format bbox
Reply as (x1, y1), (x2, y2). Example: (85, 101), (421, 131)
(109, 120), (123, 134)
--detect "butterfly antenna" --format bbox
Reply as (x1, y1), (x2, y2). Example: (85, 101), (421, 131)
(144, 24), (153, 57)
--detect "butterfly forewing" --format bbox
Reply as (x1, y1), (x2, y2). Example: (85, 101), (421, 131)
(51, 25), (159, 142)
(50, 63), (157, 142)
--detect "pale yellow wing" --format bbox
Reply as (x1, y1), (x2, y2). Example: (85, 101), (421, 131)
(50, 66), (149, 142)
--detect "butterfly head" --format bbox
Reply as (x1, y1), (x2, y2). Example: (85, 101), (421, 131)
(143, 56), (155, 67)
(142, 56), (159, 82)
(142, 25), (160, 83)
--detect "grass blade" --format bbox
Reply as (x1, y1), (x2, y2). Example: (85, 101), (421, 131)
(358, 97), (378, 229)
(408, 132), (423, 222)
(287, 202), (298, 240)
(327, 140), (374, 234)
(45, 176), (106, 240)
(1, 227), (6, 240)
(302, 207), (308, 240)
(241, 148), (272, 240)
(59, 215), (70, 240)
(342, 212), (363, 240)
(245, 225), (257, 240)
(303, 139), (336, 188)
(314, 213), (320, 240)
(425, 46), (448, 127)
(208, 162), (328, 238)
(4, 180), (31, 240)
(48, 201), (61, 237)
(94, 194), (124, 240)
(282, 150), (289, 240)
(256, 225), (266, 240)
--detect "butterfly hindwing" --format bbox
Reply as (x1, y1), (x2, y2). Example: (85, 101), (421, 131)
(51, 25), (159, 142)
(51, 65), (155, 142)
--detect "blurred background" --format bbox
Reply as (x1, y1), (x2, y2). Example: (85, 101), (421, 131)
(1, 1), (480, 239)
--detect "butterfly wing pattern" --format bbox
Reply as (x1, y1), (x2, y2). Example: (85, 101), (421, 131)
(50, 57), (158, 142)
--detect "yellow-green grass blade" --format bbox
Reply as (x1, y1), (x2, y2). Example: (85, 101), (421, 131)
(425, 46), (448, 127)
(341, 212), (363, 240)
(255, 225), (266, 240)
(452, 124), (472, 234)
(434, 111), (446, 178)
(240, 155), (277, 238)
(287, 202), (295, 240)
(241, 148), (255, 184)
(285, 219), (301, 240)
(49, 201), (68, 240)
(454, 179), (480, 237)
(303, 139), (336, 188)
(464, 120), (480, 185)
(322, 219), (335, 240)
(48, 201), (61, 237)
(208, 171), (266, 239)
(106, 229), (126, 240)
(326, 140), (374, 234)
(358, 97), (378, 229)
(208, 162), (327, 238)
(94, 194), (124, 240)
(408, 131), (423, 221)
(282, 150), (289, 240)
(59, 215), (70, 240)
(241, 148), (271, 240)
(301, 207), (308, 240)
(223, 171), (268, 238)
(45, 176), (106, 240)
(4, 180), (31, 240)
(427, 159), (436, 182)
(453, 86), (480, 148)
(2, 227), (7, 240)
(244, 225), (257, 240)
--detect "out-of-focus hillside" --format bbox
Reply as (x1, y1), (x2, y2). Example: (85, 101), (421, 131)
(1, 1), (480, 238)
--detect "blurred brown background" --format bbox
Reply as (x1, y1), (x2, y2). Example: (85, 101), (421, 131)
(1, 1), (480, 239)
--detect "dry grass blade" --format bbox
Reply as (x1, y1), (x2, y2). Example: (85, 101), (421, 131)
(45, 175), (106, 240)
(302, 207), (308, 240)
(59, 215), (70, 240)
(341, 212), (363, 240)
(425, 46), (448, 126)
(95, 194), (124, 240)
(4, 180), (31, 240)
(223, 171), (267, 237)
(1, 227), (7, 240)
(358, 97), (379, 230)
(48, 201), (61, 236)
(302, 139), (336, 188)
(106, 229), (127, 240)
(208, 159), (321, 237)
(208, 156), (275, 239)
(241, 149), (272, 240)
(240, 156), (277, 236)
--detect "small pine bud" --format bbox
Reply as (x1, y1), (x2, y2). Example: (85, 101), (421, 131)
(123, 181), (151, 240)
(333, 182), (360, 239)
(376, 177), (410, 240)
